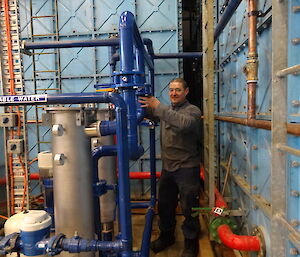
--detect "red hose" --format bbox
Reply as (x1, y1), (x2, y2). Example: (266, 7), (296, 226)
(218, 224), (260, 251)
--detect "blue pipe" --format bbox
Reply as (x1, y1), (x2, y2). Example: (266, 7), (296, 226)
(92, 146), (118, 239)
(140, 207), (155, 257)
(121, 89), (144, 160)
(24, 38), (120, 50)
(100, 121), (117, 136)
(149, 126), (157, 207)
(153, 52), (202, 59)
(119, 11), (153, 71)
(214, 0), (243, 42)
(131, 202), (149, 209)
(143, 38), (154, 58)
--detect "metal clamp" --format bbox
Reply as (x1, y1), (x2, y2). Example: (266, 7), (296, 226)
(248, 10), (267, 17)
(0, 233), (20, 255)
(45, 233), (65, 256)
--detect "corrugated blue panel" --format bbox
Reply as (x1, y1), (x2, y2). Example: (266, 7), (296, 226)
(287, 135), (300, 233)
(136, 0), (177, 31)
(288, 1), (300, 123)
(95, 0), (135, 34)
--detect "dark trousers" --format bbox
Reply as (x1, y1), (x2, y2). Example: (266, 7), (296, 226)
(158, 167), (201, 239)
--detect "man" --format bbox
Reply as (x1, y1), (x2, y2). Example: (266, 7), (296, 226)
(139, 78), (201, 257)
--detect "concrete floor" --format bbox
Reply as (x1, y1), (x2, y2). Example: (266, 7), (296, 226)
(132, 214), (215, 257)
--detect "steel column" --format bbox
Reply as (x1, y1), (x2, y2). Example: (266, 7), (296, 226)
(271, 0), (288, 256)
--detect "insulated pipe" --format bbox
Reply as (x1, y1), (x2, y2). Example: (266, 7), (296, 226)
(0, 92), (133, 256)
(214, 0), (243, 42)
(217, 224), (260, 251)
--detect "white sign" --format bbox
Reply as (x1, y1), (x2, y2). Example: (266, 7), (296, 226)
(0, 94), (47, 104)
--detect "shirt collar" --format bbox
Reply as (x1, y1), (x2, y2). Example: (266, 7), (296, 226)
(171, 99), (188, 108)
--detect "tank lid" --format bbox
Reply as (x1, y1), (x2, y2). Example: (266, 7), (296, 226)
(20, 210), (52, 232)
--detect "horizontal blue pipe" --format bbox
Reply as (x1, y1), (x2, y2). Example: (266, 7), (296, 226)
(100, 121), (117, 136)
(153, 52), (202, 59)
(130, 202), (150, 209)
(61, 238), (126, 253)
(24, 38), (120, 50)
(92, 145), (117, 160)
(0, 93), (124, 107)
(214, 0), (243, 42)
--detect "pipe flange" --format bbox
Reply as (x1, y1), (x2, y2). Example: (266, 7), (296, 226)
(252, 226), (266, 257)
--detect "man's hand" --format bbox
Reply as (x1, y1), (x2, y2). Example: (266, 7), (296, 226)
(138, 96), (160, 109)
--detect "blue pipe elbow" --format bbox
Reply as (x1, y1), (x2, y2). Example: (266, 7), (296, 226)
(100, 121), (117, 136)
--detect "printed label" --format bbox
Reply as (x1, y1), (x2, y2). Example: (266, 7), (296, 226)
(0, 94), (47, 104)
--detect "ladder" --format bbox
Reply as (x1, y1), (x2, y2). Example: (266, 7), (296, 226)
(28, 0), (61, 153)
(0, 0), (29, 215)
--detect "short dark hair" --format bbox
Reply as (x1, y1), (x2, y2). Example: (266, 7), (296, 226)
(169, 78), (188, 89)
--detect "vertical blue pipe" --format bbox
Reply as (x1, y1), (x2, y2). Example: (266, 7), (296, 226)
(149, 126), (156, 207)
(119, 12), (134, 73)
(122, 89), (144, 160)
(115, 105), (132, 257)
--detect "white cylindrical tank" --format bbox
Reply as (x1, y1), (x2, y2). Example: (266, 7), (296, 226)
(4, 210), (52, 257)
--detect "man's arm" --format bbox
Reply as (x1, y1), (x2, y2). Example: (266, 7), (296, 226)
(139, 96), (201, 133)
(154, 103), (201, 133)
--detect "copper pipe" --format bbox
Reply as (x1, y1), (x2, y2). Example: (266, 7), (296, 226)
(215, 116), (300, 136)
(248, 0), (257, 53)
(246, 0), (258, 120)
(247, 82), (256, 119)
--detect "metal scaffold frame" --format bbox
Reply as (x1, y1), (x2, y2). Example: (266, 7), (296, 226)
(271, 0), (300, 255)
(202, 0), (216, 208)
(0, 0), (29, 215)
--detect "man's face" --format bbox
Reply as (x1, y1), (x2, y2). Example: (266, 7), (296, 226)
(169, 81), (189, 105)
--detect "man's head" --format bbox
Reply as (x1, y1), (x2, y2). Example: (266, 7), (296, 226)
(169, 78), (189, 105)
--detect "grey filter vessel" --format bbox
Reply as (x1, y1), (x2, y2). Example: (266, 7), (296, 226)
(49, 107), (95, 257)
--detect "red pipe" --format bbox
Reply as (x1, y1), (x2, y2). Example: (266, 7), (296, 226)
(0, 173), (40, 185)
(218, 224), (260, 251)
(129, 172), (161, 179)
(214, 187), (228, 209)
(200, 165), (227, 208)
(0, 172), (162, 184)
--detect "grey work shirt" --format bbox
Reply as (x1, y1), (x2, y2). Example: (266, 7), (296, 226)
(151, 100), (201, 172)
